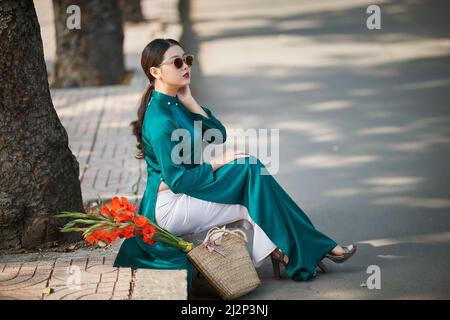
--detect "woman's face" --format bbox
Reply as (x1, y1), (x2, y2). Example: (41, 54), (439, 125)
(153, 45), (191, 88)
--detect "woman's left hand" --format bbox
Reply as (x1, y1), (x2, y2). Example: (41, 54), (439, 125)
(177, 85), (194, 105)
(177, 85), (208, 118)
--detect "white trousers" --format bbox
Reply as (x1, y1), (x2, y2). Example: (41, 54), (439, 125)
(155, 188), (277, 267)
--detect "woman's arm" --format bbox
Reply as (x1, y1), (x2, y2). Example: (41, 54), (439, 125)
(151, 119), (215, 194)
(181, 97), (227, 144)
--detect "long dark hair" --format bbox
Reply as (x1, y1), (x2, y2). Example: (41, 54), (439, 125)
(131, 38), (182, 159)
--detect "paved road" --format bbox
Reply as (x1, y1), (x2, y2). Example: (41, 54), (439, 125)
(185, 0), (450, 299)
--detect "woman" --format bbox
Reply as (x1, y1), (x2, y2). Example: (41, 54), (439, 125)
(113, 38), (356, 293)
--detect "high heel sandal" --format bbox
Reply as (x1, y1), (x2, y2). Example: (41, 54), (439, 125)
(271, 248), (328, 279)
(325, 244), (357, 264)
(270, 248), (289, 280)
(316, 261), (328, 273)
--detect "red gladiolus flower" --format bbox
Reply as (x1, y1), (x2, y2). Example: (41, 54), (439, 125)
(60, 196), (192, 252)
(100, 205), (115, 217)
(127, 203), (138, 213)
(106, 230), (119, 243)
(107, 197), (137, 215)
(143, 237), (155, 245)
(108, 197), (126, 212)
(97, 229), (118, 244)
(133, 215), (148, 228)
(119, 225), (135, 238)
(115, 212), (134, 223)
(85, 234), (97, 244)
(85, 230), (101, 244)
(142, 224), (156, 244)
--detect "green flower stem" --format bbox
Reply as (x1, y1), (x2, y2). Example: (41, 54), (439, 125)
(56, 210), (193, 251)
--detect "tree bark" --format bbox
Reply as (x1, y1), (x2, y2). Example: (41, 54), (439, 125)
(118, 0), (145, 23)
(0, 0), (84, 249)
(52, 0), (126, 87)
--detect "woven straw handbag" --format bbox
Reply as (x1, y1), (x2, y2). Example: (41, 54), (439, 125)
(187, 226), (261, 300)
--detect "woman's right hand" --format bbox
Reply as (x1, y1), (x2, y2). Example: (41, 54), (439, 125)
(210, 150), (250, 171)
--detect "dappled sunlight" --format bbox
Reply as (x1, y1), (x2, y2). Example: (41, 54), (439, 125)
(318, 38), (450, 68)
(362, 176), (426, 194)
(296, 154), (379, 168)
(398, 117), (449, 130)
(324, 188), (362, 197)
(392, 78), (450, 91)
(203, 36), (450, 76)
(383, 3), (409, 14)
(369, 185), (420, 194)
(387, 132), (450, 153)
(324, 176), (425, 197)
(355, 117), (450, 153)
(359, 231), (450, 247)
(324, 185), (416, 197)
(308, 287), (375, 300)
(226, 115), (267, 129)
(276, 81), (322, 93)
(275, 19), (323, 32)
(194, 18), (270, 38)
(194, 0), (390, 21)
(362, 176), (426, 186)
(306, 100), (354, 112)
(265, 68), (292, 78)
(191, 0), (450, 299)
(274, 120), (342, 142)
(357, 126), (408, 136)
(367, 111), (393, 119)
(348, 88), (379, 97)
(372, 196), (450, 209)
(376, 254), (407, 260)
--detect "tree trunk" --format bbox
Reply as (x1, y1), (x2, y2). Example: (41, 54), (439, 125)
(0, 0), (84, 249)
(52, 0), (126, 87)
(118, 0), (145, 23)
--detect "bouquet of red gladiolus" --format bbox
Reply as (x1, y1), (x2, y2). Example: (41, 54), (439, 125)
(55, 196), (193, 252)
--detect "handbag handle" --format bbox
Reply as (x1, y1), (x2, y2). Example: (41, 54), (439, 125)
(201, 226), (248, 257)
(205, 226), (248, 244)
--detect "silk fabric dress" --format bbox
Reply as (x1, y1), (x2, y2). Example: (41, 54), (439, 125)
(113, 89), (338, 294)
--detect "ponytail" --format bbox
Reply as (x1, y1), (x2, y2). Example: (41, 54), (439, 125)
(131, 82), (153, 159)
(133, 38), (182, 159)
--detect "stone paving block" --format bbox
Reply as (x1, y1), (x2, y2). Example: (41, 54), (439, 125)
(43, 257), (133, 300)
(0, 261), (53, 300)
(131, 269), (188, 300)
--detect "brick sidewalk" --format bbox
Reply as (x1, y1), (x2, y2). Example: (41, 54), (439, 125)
(51, 85), (149, 203)
(0, 256), (187, 300)
(0, 0), (189, 301)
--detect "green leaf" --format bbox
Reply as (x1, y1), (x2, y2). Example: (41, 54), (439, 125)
(55, 212), (104, 220)
(61, 221), (78, 229)
(55, 213), (88, 219)
(102, 214), (116, 222)
(82, 223), (105, 237)
(67, 219), (104, 226)
(60, 227), (87, 233)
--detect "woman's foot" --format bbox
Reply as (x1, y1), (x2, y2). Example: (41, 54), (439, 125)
(271, 248), (289, 265)
(330, 244), (354, 256)
(325, 244), (357, 263)
(270, 248), (289, 280)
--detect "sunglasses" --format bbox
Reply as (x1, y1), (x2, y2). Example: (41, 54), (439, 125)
(157, 54), (194, 69)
